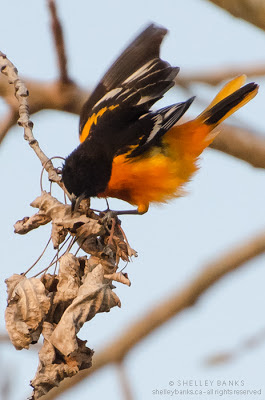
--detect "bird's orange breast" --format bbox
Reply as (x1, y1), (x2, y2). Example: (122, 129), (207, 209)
(98, 122), (205, 213)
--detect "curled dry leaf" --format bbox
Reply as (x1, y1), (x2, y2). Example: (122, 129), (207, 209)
(40, 274), (58, 293)
(30, 191), (98, 231)
(104, 272), (131, 287)
(30, 322), (93, 400)
(17, 191), (105, 248)
(5, 275), (51, 350)
(50, 263), (121, 356)
(14, 213), (51, 234)
(4, 52), (136, 399)
(52, 253), (81, 320)
(77, 236), (102, 255)
(51, 222), (68, 249)
(10, 191), (136, 398)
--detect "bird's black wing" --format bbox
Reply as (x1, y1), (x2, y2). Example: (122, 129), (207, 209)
(79, 24), (168, 135)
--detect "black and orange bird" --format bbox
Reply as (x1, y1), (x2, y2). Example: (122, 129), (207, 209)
(62, 24), (258, 214)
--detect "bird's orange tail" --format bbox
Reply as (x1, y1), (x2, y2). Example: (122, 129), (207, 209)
(165, 75), (258, 157)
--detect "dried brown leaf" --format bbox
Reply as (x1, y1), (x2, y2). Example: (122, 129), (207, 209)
(54, 253), (81, 303)
(77, 236), (102, 255)
(75, 220), (105, 240)
(5, 274), (25, 301)
(50, 263), (121, 355)
(38, 322), (57, 366)
(65, 338), (93, 371)
(30, 322), (93, 399)
(30, 362), (78, 399)
(31, 191), (104, 238)
(104, 272), (131, 286)
(14, 213), (51, 234)
(40, 274), (58, 293)
(51, 222), (68, 248)
(5, 275), (51, 349)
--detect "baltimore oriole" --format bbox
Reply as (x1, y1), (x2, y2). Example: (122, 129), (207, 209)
(62, 24), (258, 214)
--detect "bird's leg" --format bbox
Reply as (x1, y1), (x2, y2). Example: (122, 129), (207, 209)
(113, 204), (149, 215)
(105, 198), (110, 211)
(113, 209), (142, 215)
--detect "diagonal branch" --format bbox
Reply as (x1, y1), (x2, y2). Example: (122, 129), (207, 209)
(175, 63), (265, 87)
(116, 362), (134, 400)
(0, 72), (265, 171)
(43, 229), (265, 399)
(48, 0), (70, 83)
(0, 52), (62, 186)
(205, 325), (265, 366)
(206, 0), (265, 33)
(210, 123), (265, 169)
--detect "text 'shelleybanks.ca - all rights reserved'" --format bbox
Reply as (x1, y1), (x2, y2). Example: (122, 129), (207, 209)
(152, 379), (262, 397)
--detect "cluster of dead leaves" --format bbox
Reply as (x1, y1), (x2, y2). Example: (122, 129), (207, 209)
(5, 191), (135, 399)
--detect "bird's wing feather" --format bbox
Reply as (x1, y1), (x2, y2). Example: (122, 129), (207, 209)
(79, 24), (180, 149)
(79, 24), (168, 134)
(120, 97), (195, 158)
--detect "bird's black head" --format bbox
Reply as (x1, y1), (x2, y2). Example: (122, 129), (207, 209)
(62, 141), (113, 199)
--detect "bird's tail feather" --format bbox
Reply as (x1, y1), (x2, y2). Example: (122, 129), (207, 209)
(166, 76), (258, 157)
(198, 76), (258, 127)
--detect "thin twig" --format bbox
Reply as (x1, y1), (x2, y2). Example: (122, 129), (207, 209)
(43, 229), (265, 399)
(32, 234), (72, 277)
(23, 236), (52, 276)
(48, 0), (70, 83)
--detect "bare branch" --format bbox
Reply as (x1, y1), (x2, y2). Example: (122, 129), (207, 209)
(116, 363), (134, 400)
(0, 53), (66, 187)
(48, 0), (70, 83)
(211, 123), (265, 169)
(0, 74), (88, 122)
(0, 109), (18, 144)
(0, 334), (11, 343)
(1, 67), (265, 172)
(176, 63), (265, 87)
(205, 325), (265, 366)
(43, 229), (265, 399)
(206, 0), (265, 32)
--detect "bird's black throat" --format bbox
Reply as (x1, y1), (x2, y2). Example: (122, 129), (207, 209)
(62, 139), (113, 198)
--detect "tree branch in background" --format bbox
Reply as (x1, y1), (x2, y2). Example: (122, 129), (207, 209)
(48, 0), (70, 84)
(205, 325), (265, 366)
(0, 75), (88, 145)
(0, 109), (18, 143)
(0, 53), (62, 185)
(43, 229), (265, 400)
(176, 63), (265, 87)
(117, 363), (134, 400)
(1, 71), (265, 170)
(210, 123), (265, 169)
(207, 0), (265, 33)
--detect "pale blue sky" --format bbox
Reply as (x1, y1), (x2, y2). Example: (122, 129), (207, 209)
(1, 1), (265, 399)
